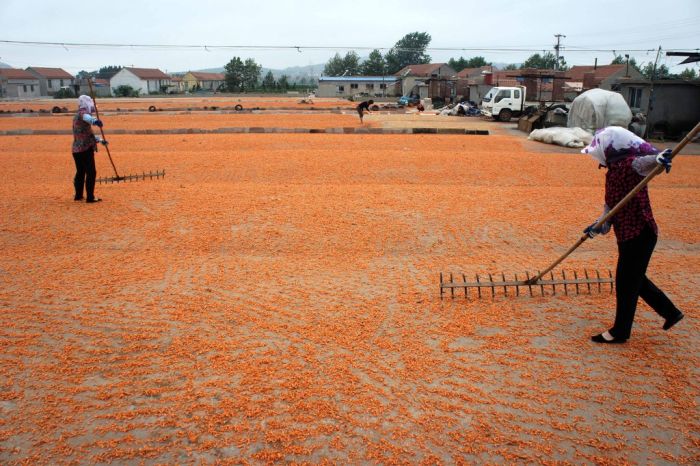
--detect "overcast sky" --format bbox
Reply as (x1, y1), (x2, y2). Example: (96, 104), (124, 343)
(1, 0), (698, 74)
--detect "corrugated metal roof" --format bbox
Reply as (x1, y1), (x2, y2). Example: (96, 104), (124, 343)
(26, 67), (74, 78)
(124, 67), (171, 79)
(0, 68), (39, 80)
(319, 76), (399, 82)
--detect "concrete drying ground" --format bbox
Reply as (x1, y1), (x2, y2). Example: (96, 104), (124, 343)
(0, 101), (698, 464)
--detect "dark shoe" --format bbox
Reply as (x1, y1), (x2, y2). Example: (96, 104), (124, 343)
(86, 198), (102, 203)
(591, 333), (628, 344)
(74, 196), (83, 201)
(663, 312), (684, 331)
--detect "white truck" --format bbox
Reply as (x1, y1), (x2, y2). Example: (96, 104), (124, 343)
(480, 85), (534, 122)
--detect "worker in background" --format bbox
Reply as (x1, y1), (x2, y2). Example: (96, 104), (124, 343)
(356, 99), (374, 123)
(582, 126), (684, 343)
(72, 95), (107, 203)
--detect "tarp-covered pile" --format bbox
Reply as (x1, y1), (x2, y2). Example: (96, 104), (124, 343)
(528, 127), (594, 148)
(567, 88), (633, 133)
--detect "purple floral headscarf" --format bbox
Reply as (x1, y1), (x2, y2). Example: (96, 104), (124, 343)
(582, 126), (658, 166)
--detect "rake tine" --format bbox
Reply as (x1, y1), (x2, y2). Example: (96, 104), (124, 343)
(488, 273), (495, 298)
(501, 272), (507, 296)
(450, 273), (454, 299)
(550, 271), (556, 295)
(574, 270), (580, 295)
(596, 269), (602, 293)
(526, 271), (533, 297)
(562, 270), (568, 296)
(585, 269), (592, 294)
(538, 270), (545, 296)
(476, 274), (482, 299)
(463, 273), (468, 299)
(440, 272), (444, 300)
(609, 269), (614, 293)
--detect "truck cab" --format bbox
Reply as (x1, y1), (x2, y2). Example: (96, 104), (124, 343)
(480, 85), (526, 122)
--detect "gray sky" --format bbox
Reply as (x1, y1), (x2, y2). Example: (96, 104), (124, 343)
(1, 0), (698, 74)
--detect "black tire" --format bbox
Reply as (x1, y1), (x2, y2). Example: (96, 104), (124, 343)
(370, 104), (379, 111)
(234, 104), (243, 111)
(499, 108), (513, 122)
(148, 105), (157, 112)
(52, 106), (62, 114)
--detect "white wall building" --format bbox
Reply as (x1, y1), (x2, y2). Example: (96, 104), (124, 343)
(110, 67), (171, 95)
(317, 76), (400, 98)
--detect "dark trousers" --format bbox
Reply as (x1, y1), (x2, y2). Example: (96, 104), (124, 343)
(72, 149), (96, 200)
(611, 226), (680, 339)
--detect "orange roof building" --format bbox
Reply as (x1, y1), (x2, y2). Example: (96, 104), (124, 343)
(26, 67), (75, 96)
(0, 68), (41, 98)
(109, 67), (172, 95)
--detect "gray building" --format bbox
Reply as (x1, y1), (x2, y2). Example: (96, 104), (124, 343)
(317, 76), (400, 98)
(26, 67), (75, 97)
(0, 68), (41, 98)
(616, 79), (700, 139)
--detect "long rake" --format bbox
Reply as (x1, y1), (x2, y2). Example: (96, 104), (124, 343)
(441, 121), (700, 300)
(87, 79), (165, 184)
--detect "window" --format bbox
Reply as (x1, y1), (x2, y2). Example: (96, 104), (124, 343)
(628, 87), (643, 108)
(514, 89), (520, 99)
(379, 83), (387, 89)
(350, 83), (358, 89)
(48, 80), (53, 89)
(366, 83), (374, 90)
(23, 85), (27, 92)
(337, 85), (345, 92)
(494, 89), (511, 103)
(60, 79), (64, 86)
(31, 85), (35, 92)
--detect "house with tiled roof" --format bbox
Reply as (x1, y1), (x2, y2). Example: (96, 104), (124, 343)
(0, 68), (41, 98)
(182, 71), (226, 92)
(25, 67), (75, 96)
(568, 64), (643, 91)
(109, 67), (172, 95)
(395, 63), (457, 101)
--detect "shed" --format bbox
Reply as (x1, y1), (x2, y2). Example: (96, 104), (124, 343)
(317, 76), (400, 98)
(182, 72), (225, 92)
(0, 68), (41, 98)
(110, 67), (172, 95)
(395, 63), (457, 101)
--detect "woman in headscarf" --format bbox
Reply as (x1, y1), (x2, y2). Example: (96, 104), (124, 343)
(72, 94), (107, 203)
(582, 126), (684, 343)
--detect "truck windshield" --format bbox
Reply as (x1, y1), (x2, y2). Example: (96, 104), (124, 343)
(482, 90), (494, 102)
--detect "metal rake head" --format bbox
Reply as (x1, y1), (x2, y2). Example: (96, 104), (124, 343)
(96, 169), (165, 184)
(440, 269), (614, 300)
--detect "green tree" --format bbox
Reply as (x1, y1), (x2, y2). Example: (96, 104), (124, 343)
(97, 65), (122, 79)
(361, 49), (387, 75)
(610, 54), (640, 74)
(521, 52), (567, 70)
(277, 74), (290, 90)
(503, 64), (519, 70)
(640, 62), (670, 79)
(262, 70), (276, 90)
(224, 57), (245, 91)
(323, 52), (361, 76)
(448, 56), (489, 72)
(678, 68), (698, 79)
(242, 58), (262, 91)
(385, 32), (432, 74)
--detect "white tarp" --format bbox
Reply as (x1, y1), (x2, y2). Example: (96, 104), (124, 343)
(528, 127), (594, 148)
(567, 88), (633, 134)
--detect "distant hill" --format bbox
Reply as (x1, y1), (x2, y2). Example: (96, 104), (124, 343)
(0, 61), (12, 69)
(185, 63), (325, 81)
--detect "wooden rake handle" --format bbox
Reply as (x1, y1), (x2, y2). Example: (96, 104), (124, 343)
(86, 78), (121, 179)
(527, 121), (700, 285)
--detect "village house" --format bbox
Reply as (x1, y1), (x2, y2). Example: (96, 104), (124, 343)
(170, 76), (185, 93)
(615, 78), (700, 139)
(25, 67), (74, 97)
(567, 64), (644, 91)
(109, 67), (171, 95)
(0, 68), (41, 98)
(317, 76), (400, 98)
(395, 63), (457, 102)
(455, 66), (491, 101)
(182, 71), (225, 92)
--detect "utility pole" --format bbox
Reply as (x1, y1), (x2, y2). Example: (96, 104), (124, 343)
(554, 34), (566, 70)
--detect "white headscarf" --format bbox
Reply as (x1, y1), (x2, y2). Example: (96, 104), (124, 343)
(78, 95), (95, 113)
(581, 126), (658, 167)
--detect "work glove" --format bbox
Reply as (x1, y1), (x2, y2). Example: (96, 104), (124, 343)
(93, 119), (103, 128)
(99, 139), (108, 146)
(584, 223), (603, 238)
(655, 149), (672, 173)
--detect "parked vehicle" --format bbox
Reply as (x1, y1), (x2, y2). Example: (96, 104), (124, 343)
(398, 95), (420, 106)
(480, 85), (533, 122)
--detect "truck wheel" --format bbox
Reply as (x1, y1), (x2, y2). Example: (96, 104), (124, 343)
(499, 109), (512, 122)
